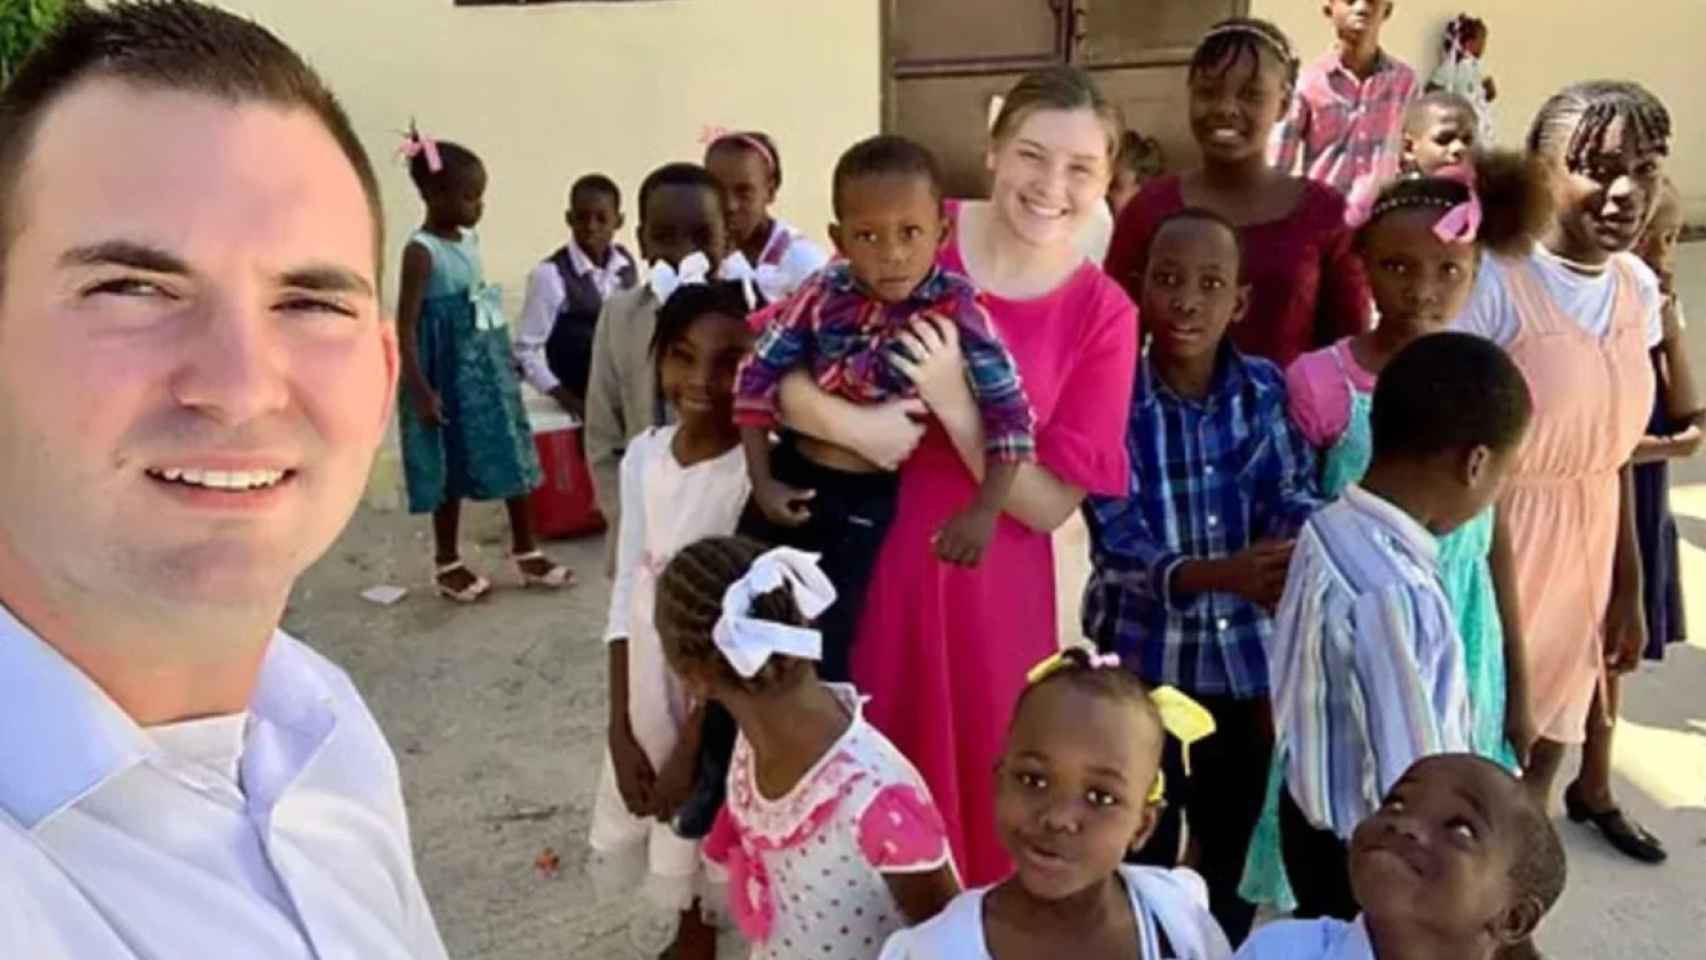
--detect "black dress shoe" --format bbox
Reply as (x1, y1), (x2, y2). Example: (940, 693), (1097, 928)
(1564, 782), (1667, 864)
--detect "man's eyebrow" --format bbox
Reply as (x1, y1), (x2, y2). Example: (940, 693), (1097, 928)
(59, 240), (190, 275)
(280, 264), (376, 298)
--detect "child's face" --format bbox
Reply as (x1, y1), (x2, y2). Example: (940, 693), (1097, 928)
(1406, 106), (1478, 175)
(1350, 755), (1539, 949)
(994, 682), (1163, 903)
(986, 107), (1112, 251)
(430, 162), (486, 230)
(1463, 28), (1488, 59)
(1547, 116), (1667, 259)
(830, 173), (947, 304)
(706, 145), (776, 248)
(1142, 218), (1247, 365)
(1361, 207), (1478, 339)
(1325, 0), (1393, 43)
(1638, 198), (1683, 288)
(1107, 166), (1143, 217)
(1188, 48), (1291, 167)
(657, 310), (752, 431)
(568, 190), (622, 261)
(640, 183), (727, 270)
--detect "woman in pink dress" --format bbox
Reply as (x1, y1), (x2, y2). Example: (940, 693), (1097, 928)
(779, 67), (1139, 885)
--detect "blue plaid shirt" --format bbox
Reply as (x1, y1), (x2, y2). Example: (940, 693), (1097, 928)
(1083, 347), (1323, 698)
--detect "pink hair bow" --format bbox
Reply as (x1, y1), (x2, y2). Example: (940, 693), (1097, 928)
(1431, 163), (1482, 245)
(398, 123), (442, 173)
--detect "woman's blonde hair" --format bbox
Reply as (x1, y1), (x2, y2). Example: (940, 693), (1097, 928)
(990, 66), (1123, 160)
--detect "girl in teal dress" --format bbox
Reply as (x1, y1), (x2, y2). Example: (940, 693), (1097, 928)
(1240, 155), (1552, 911)
(397, 130), (571, 602)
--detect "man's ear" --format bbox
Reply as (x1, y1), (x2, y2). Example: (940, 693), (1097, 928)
(1493, 895), (1544, 946)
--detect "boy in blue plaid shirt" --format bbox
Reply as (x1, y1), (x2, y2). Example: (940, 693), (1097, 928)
(1082, 207), (1322, 943)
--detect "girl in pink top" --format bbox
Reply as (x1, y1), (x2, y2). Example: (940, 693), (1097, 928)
(777, 67), (1139, 886)
(1105, 18), (1371, 369)
(1455, 81), (1673, 867)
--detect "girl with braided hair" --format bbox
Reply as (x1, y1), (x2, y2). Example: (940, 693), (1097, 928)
(1453, 79), (1673, 866)
(656, 537), (959, 959)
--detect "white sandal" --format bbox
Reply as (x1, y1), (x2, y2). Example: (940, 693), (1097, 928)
(434, 559), (491, 604)
(513, 550), (573, 589)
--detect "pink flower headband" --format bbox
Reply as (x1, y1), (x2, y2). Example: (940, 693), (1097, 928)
(398, 121), (442, 174)
(714, 132), (778, 174)
(1346, 164), (1482, 244)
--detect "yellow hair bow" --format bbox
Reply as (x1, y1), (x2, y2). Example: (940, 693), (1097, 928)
(1025, 645), (1217, 804)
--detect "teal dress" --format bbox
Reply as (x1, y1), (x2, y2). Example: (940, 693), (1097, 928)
(1240, 346), (1516, 910)
(399, 229), (542, 514)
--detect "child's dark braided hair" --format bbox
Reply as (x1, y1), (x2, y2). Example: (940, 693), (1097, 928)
(403, 124), (481, 197)
(1526, 81), (1671, 173)
(654, 536), (814, 693)
(1191, 17), (1299, 94)
(1012, 646), (1163, 740)
(650, 280), (758, 359)
(1357, 150), (1552, 258)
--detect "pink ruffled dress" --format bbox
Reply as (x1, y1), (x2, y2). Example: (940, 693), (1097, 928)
(704, 686), (956, 959)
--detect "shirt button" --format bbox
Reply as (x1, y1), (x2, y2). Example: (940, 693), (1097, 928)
(1208, 515), (1219, 527)
(1205, 466), (1215, 475)
(1217, 618), (1230, 631)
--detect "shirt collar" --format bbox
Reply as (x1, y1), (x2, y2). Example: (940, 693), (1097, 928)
(1341, 483), (1440, 565)
(1323, 47), (1393, 81)
(1139, 343), (1246, 411)
(825, 261), (946, 304)
(0, 602), (336, 830)
(567, 236), (630, 278)
(1328, 916), (1377, 959)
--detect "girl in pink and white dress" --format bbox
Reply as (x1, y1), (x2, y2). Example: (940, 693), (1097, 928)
(706, 131), (830, 299)
(655, 537), (961, 959)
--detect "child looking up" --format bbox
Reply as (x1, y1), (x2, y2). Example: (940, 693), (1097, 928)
(1271, 0), (1419, 202)
(394, 128), (571, 602)
(1083, 207), (1321, 943)
(1237, 753), (1567, 960)
(1269, 332), (1533, 921)
(657, 537), (960, 959)
(881, 645), (1232, 960)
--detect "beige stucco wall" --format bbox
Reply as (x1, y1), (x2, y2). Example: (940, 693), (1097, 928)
(210, 0), (879, 507)
(1251, 0), (1704, 218)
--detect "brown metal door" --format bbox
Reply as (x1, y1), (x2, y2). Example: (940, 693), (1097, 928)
(883, 0), (1248, 197)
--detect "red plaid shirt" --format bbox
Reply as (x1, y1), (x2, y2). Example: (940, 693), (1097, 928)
(1271, 49), (1418, 200)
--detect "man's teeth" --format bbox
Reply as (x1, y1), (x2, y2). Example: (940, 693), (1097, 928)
(151, 467), (287, 490)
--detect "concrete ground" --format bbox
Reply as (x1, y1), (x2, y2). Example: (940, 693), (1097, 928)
(292, 244), (1706, 959)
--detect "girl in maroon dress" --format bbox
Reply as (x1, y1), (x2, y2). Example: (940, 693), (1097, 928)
(1105, 18), (1371, 368)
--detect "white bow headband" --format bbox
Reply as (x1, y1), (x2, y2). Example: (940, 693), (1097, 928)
(648, 251), (782, 310)
(713, 547), (837, 679)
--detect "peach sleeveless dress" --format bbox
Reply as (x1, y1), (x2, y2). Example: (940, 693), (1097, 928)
(1498, 256), (1653, 743)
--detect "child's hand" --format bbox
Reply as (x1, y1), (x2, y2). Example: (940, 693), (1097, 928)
(1505, 706), (1540, 769)
(608, 718), (658, 818)
(1225, 540), (1295, 610)
(934, 504), (998, 567)
(1661, 292), (1684, 344)
(653, 703), (705, 822)
(1669, 424), (1704, 459)
(1603, 582), (1647, 674)
(411, 385), (445, 426)
(753, 476), (815, 528)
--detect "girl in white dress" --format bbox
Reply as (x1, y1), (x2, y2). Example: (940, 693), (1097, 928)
(588, 280), (758, 960)
(881, 646), (1231, 960)
(653, 538), (961, 960)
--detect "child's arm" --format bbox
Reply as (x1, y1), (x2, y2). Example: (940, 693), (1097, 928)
(1490, 512), (1536, 767)
(883, 867), (960, 927)
(1351, 586), (1467, 800)
(396, 242), (442, 425)
(1605, 464), (1648, 673)
(1269, 91), (1310, 176)
(1317, 225), (1374, 343)
(934, 460), (1020, 567)
(742, 425), (814, 527)
(1658, 293), (1704, 426)
(735, 287), (821, 527)
(605, 441), (657, 817)
(514, 263), (579, 415)
(583, 297), (627, 524)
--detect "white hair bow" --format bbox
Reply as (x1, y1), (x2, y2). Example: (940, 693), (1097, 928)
(713, 547), (838, 678)
(648, 251), (714, 303)
(720, 252), (815, 305)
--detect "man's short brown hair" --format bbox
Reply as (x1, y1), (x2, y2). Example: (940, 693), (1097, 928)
(0, 0), (384, 283)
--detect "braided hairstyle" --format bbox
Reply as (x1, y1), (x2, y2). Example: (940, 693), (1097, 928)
(1357, 150), (1553, 258)
(654, 536), (815, 694)
(403, 126), (481, 198)
(651, 279), (757, 359)
(1011, 647), (1163, 746)
(1191, 17), (1299, 95)
(1527, 81), (1671, 173)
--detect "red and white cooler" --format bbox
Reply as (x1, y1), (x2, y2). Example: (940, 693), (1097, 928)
(524, 390), (604, 539)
